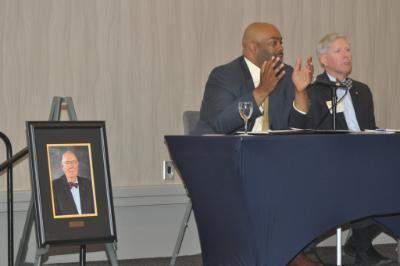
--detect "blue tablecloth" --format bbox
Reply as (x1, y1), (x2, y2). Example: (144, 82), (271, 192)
(165, 134), (400, 266)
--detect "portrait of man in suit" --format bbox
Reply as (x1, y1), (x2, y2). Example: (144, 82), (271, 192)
(49, 147), (97, 218)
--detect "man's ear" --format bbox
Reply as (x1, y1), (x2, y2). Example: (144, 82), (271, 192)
(319, 54), (327, 67)
(249, 41), (258, 53)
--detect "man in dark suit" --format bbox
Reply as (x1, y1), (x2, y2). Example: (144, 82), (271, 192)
(192, 22), (319, 266)
(292, 33), (376, 131)
(52, 150), (95, 216)
(293, 33), (393, 265)
(191, 22), (313, 136)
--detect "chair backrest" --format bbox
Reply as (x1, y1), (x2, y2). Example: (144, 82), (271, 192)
(182, 111), (200, 135)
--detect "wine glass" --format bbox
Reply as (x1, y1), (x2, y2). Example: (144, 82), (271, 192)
(238, 101), (253, 135)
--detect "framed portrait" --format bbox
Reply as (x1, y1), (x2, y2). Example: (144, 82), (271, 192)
(27, 121), (117, 247)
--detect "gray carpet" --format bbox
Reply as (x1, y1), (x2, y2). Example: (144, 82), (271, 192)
(45, 254), (201, 266)
(45, 244), (399, 266)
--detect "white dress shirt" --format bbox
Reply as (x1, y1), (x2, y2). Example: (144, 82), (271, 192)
(243, 57), (265, 132)
(327, 73), (360, 131)
(70, 182), (82, 214)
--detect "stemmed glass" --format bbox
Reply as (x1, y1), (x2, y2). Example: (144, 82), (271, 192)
(238, 101), (253, 135)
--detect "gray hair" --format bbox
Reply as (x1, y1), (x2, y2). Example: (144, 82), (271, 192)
(316, 33), (348, 57)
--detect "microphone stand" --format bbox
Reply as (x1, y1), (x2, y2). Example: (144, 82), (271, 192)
(313, 79), (346, 130)
(314, 79), (344, 266)
(331, 85), (337, 130)
(331, 80), (343, 266)
(330, 80), (342, 130)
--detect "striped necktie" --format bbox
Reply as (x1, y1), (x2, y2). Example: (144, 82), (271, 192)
(342, 78), (353, 89)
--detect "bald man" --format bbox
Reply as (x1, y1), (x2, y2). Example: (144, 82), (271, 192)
(52, 151), (95, 216)
(191, 22), (312, 135)
(191, 23), (319, 266)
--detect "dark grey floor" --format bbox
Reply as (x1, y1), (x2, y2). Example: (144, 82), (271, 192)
(309, 244), (399, 265)
(45, 244), (399, 266)
(46, 254), (202, 266)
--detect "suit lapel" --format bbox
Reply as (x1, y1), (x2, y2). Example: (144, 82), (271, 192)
(78, 177), (88, 213)
(239, 56), (253, 83)
(61, 176), (78, 214)
(239, 56), (256, 93)
(349, 83), (363, 128)
(239, 56), (259, 130)
(317, 73), (349, 130)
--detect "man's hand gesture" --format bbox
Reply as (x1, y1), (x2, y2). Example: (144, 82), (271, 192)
(292, 56), (313, 113)
(292, 56), (313, 93)
(253, 56), (285, 105)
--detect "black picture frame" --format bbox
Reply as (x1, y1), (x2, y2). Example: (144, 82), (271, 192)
(27, 121), (117, 247)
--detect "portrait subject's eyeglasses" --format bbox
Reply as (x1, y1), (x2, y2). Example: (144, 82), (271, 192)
(63, 160), (78, 166)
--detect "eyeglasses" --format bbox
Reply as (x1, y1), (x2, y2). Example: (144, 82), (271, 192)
(63, 160), (78, 166)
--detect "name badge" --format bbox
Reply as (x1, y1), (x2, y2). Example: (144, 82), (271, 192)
(326, 101), (344, 114)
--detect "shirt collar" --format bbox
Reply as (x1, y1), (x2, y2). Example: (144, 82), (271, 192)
(326, 72), (352, 90)
(327, 72), (339, 82)
(244, 57), (260, 86)
(326, 72), (348, 83)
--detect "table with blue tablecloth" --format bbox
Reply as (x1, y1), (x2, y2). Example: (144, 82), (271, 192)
(165, 134), (400, 266)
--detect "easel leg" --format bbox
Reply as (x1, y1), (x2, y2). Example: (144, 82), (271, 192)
(64, 97), (78, 120)
(33, 245), (49, 266)
(48, 97), (62, 121)
(106, 242), (119, 266)
(15, 199), (35, 266)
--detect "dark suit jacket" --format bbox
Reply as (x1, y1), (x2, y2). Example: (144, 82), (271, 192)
(191, 56), (298, 135)
(52, 175), (95, 216)
(291, 72), (376, 130)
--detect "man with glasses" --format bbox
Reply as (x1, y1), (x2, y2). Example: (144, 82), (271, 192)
(293, 33), (393, 266)
(52, 150), (95, 216)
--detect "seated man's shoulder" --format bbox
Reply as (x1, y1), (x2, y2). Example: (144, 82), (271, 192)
(352, 79), (370, 90)
(210, 57), (244, 77)
(78, 176), (92, 186)
(350, 79), (374, 98)
(52, 176), (66, 193)
(53, 175), (64, 184)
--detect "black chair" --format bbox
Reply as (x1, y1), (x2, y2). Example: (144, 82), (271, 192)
(169, 111), (199, 266)
(182, 111), (200, 135)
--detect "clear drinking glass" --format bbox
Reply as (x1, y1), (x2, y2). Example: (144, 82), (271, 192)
(238, 101), (253, 135)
